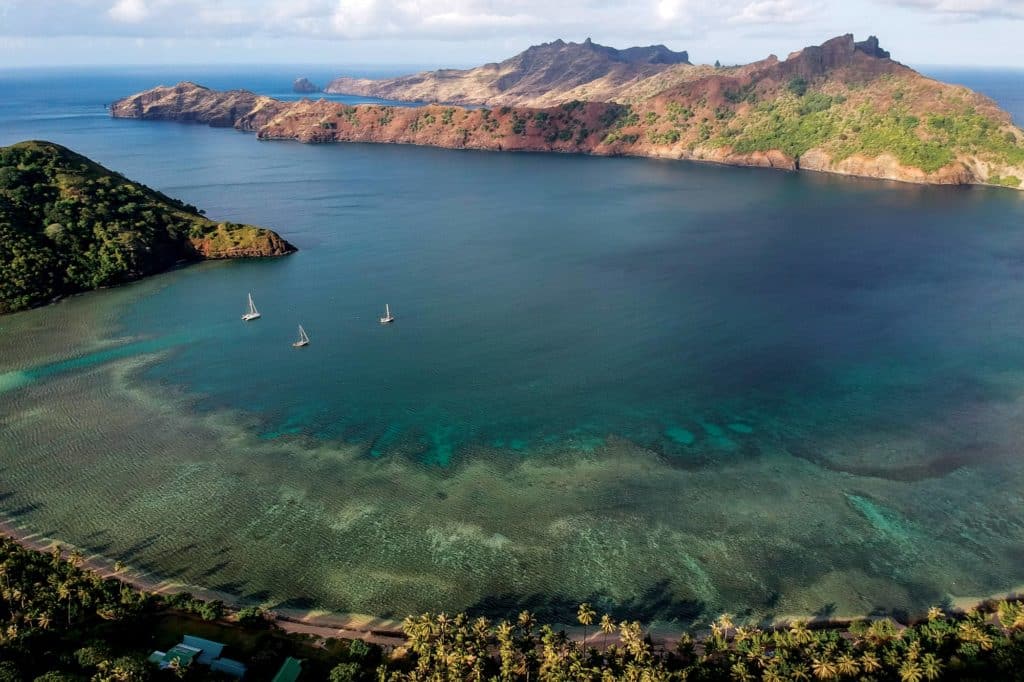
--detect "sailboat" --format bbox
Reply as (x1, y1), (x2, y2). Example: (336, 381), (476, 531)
(292, 325), (310, 348)
(379, 303), (395, 325)
(241, 293), (261, 321)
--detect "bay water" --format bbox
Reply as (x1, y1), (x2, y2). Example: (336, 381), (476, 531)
(2, 65), (1024, 623)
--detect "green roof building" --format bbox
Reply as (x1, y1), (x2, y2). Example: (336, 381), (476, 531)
(158, 643), (202, 669)
(149, 634), (247, 677)
(211, 658), (249, 678)
(272, 657), (303, 682)
(182, 635), (226, 665)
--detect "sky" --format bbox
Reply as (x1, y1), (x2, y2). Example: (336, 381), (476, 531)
(0, 0), (1020, 69)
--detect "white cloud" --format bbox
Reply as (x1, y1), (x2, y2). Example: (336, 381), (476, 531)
(887, 0), (1023, 20)
(1, 0), (826, 40)
(656, 0), (691, 21)
(0, 0), (1015, 50)
(108, 0), (148, 23)
(729, 0), (813, 24)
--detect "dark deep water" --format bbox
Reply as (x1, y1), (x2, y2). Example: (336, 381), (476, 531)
(2, 67), (1024, 624)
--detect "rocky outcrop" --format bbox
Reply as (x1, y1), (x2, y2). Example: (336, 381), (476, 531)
(109, 82), (288, 130)
(111, 35), (1024, 192)
(855, 36), (890, 59)
(778, 34), (901, 81)
(324, 38), (692, 107)
(187, 223), (296, 259)
(293, 77), (320, 94)
(797, 149), (978, 185)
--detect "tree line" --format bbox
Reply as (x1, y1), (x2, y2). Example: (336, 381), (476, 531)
(3, 534), (1024, 681)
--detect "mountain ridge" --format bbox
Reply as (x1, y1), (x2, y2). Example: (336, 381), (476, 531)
(110, 34), (1024, 192)
(323, 38), (692, 108)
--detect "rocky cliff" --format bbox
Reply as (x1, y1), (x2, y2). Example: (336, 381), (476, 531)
(293, 77), (320, 94)
(324, 38), (693, 108)
(109, 81), (289, 130)
(187, 222), (295, 259)
(0, 141), (295, 314)
(111, 35), (1024, 192)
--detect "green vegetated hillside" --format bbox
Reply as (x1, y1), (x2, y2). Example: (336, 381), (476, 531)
(0, 141), (293, 314)
(113, 35), (1024, 189)
(607, 37), (1024, 184)
(693, 72), (1024, 181)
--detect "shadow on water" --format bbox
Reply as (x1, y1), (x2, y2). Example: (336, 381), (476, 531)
(6, 503), (44, 518)
(465, 580), (706, 625)
(812, 603), (837, 621)
(277, 596), (318, 610)
(210, 581), (249, 597)
(869, 606), (913, 625)
(197, 560), (233, 580)
(117, 534), (162, 562)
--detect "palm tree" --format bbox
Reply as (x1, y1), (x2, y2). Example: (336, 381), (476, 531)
(811, 656), (838, 680)
(577, 603), (596, 648)
(730, 661), (754, 682)
(516, 609), (535, 640)
(36, 612), (51, 630)
(789, 619), (813, 645)
(920, 652), (942, 681)
(496, 620), (517, 682)
(790, 663), (812, 681)
(835, 653), (858, 677)
(860, 650), (882, 674)
(958, 620), (994, 651)
(867, 618), (900, 645)
(435, 612), (450, 646)
(57, 581), (72, 627)
(899, 660), (924, 682)
(599, 614), (615, 651)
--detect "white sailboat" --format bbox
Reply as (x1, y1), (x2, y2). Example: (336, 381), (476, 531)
(241, 293), (261, 321)
(292, 325), (310, 348)
(379, 303), (395, 325)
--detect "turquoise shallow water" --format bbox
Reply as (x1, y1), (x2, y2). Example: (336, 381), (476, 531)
(3, 68), (1024, 623)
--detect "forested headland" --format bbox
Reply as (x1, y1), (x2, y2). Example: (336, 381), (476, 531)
(0, 141), (293, 315)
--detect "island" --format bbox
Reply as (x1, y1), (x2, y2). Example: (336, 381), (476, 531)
(110, 35), (1024, 190)
(292, 77), (320, 94)
(0, 141), (295, 314)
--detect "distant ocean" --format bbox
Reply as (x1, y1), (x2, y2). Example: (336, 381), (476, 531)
(2, 65), (1024, 624)
(920, 66), (1024, 123)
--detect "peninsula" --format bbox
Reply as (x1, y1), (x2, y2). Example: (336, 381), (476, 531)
(0, 141), (295, 314)
(111, 34), (1024, 189)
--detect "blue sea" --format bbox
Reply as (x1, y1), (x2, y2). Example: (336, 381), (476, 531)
(1, 65), (1024, 624)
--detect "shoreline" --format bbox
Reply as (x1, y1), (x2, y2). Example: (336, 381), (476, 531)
(241, 123), (1022, 193)
(5, 519), (1024, 649)
(0, 519), (409, 646)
